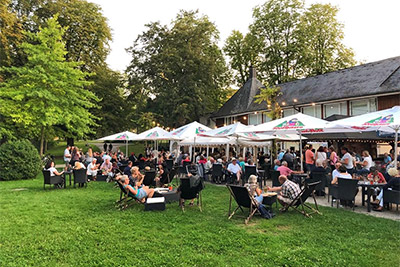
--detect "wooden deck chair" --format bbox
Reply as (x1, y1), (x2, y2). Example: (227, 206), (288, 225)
(227, 185), (261, 224)
(179, 176), (203, 212)
(283, 180), (322, 217)
(115, 181), (142, 210)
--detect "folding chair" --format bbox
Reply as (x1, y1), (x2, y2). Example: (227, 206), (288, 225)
(282, 181), (322, 217)
(115, 181), (142, 210)
(179, 176), (203, 212)
(227, 185), (261, 224)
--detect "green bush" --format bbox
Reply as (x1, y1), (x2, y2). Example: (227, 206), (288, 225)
(0, 139), (42, 181)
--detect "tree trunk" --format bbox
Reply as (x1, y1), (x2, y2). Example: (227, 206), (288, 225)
(40, 126), (45, 157)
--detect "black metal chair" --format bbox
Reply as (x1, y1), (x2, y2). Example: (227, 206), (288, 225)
(330, 178), (359, 210)
(244, 165), (258, 185)
(308, 172), (327, 197)
(270, 170), (281, 187)
(383, 189), (400, 211)
(211, 164), (223, 184)
(227, 185), (261, 224)
(73, 169), (87, 188)
(143, 171), (156, 187)
(283, 181), (322, 217)
(179, 176), (204, 212)
(43, 170), (64, 190)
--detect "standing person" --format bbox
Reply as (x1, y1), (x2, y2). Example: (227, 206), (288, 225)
(328, 146), (338, 171)
(85, 147), (93, 166)
(108, 143), (113, 152)
(103, 142), (108, 152)
(314, 146), (327, 164)
(305, 145), (315, 172)
(277, 149), (285, 161)
(63, 145), (71, 170)
(340, 147), (354, 175)
(283, 149), (294, 170)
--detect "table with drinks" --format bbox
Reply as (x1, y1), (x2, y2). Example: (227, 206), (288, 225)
(358, 180), (386, 212)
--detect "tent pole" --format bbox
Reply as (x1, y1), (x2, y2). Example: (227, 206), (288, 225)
(243, 147), (246, 159)
(299, 130), (303, 172)
(394, 127), (399, 168)
(226, 144), (230, 160)
(206, 145), (209, 159)
(126, 140), (128, 156)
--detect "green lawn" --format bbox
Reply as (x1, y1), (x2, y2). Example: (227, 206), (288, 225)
(0, 176), (399, 266)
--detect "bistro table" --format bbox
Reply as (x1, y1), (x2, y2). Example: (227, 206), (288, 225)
(358, 181), (386, 212)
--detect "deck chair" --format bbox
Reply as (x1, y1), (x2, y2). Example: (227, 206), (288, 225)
(227, 185), (261, 224)
(115, 181), (142, 210)
(43, 170), (64, 189)
(282, 181), (322, 217)
(178, 176), (204, 212)
(143, 171), (156, 187)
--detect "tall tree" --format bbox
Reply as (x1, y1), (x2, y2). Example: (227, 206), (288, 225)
(298, 3), (356, 75)
(0, 15), (98, 155)
(224, 0), (356, 87)
(126, 10), (230, 128)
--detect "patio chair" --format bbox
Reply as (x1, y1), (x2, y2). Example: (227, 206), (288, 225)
(43, 170), (64, 190)
(282, 180), (322, 217)
(330, 178), (359, 210)
(72, 169), (87, 188)
(115, 180), (147, 210)
(166, 159), (173, 171)
(271, 170), (281, 187)
(244, 165), (258, 185)
(178, 176), (204, 212)
(383, 189), (400, 211)
(143, 170), (156, 187)
(211, 164), (224, 184)
(308, 172), (327, 196)
(227, 184), (261, 224)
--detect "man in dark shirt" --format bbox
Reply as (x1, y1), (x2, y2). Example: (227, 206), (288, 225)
(123, 161), (133, 178)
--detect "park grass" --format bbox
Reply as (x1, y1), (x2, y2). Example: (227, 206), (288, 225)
(0, 175), (399, 266)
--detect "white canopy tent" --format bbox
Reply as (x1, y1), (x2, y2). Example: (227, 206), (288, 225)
(97, 131), (138, 155)
(328, 106), (400, 167)
(241, 113), (333, 171)
(134, 126), (171, 152)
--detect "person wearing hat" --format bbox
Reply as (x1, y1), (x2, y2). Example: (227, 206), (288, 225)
(227, 158), (242, 184)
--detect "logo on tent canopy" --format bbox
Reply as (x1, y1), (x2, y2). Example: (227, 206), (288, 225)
(273, 118), (305, 129)
(363, 115), (393, 126)
(146, 132), (159, 138)
(241, 132), (259, 139)
(116, 134), (127, 140)
(195, 127), (206, 134)
(172, 126), (188, 135)
(216, 129), (231, 136)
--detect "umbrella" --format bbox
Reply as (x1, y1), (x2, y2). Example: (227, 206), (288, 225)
(241, 113), (333, 171)
(97, 131), (138, 155)
(329, 106), (400, 166)
(135, 126), (171, 152)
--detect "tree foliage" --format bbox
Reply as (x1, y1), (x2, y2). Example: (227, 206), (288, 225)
(224, 0), (356, 86)
(126, 10), (230, 128)
(0, 16), (98, 155)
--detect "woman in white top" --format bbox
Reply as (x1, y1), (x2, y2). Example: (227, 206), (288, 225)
(356, 150), (374, 175)
(331, 165), (352, 184)
(45, 161), (64, 177)
(314, 146), (327, 163)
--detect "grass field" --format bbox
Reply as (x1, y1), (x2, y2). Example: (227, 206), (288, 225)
(1, 174), (399, 266)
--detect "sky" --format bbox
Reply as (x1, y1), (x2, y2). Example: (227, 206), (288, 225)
(90, 0), (400, 72)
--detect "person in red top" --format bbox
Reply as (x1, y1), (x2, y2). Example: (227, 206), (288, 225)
(367, 166), (387, 200)
(198, 155), (207, 164)
(305, 145), (314, 172)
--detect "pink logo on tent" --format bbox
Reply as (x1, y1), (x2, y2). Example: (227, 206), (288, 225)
(273, 118), (305, 129)
(172, 126), (187, 135)
(216, 129), (230, 136)
(363, 115), (393, 126)
(116, 134), (127, 140)
(146, 132), (159, 138)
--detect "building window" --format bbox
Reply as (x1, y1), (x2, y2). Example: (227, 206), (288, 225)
(263, 113), (271, 123)
(324, 102), (347, 118)
(302, 105), (322, 118)
(350, 98), (376, 116)
(283, 108), (296, 117)
(248, 113), (259, 125)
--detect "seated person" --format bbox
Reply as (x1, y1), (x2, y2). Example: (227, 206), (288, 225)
(373, 168), (400, 212)
(45, 161), (65, 187)
(331, 165), (352, 184)
(100, 158), (114, 182)
(119, 175), (154, 203)
(367, 167), (386, 200)
(227, 158), (242, 184)
(131, 166), (146, 188)
(309, 159), (327, 195)
(267, 175), (301, 211)
(86, 158), (99, 180)
(245, 175), (263, 204)
(273, 159), (281, 171)
(74, 161), (86, 170)
(277, 161), (293, 177)
(124, 161), (133, 177)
